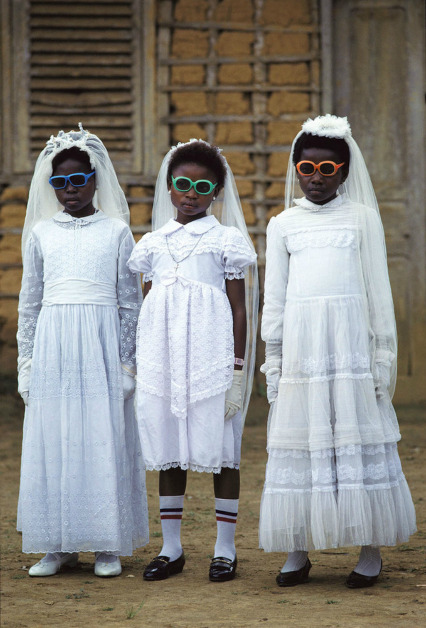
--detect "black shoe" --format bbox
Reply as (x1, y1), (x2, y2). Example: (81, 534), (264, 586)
(276, 558), (312, 587)
(143, 553), (185, 581)
(209, 556), (237, 582)
(345, 561), (382, 589)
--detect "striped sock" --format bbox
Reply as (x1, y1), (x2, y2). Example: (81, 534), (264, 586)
(214, 498), (239, 561)
(159, 495), (184, 562)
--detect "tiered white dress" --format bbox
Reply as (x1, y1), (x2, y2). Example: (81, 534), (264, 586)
(127, 215), (256, 473)
(17, 211), (149, 555)
(259, 195), (416, 551)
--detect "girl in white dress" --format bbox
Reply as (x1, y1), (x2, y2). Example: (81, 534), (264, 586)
(259, 115), (416, 588)
(17, 126), (149, 577)
(127, 140), (258, 582)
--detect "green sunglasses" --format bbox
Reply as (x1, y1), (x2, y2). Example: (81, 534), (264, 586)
(171, 175), (217, 195)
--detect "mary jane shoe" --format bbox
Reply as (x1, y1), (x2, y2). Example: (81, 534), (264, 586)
(94, 553), (122, 577)
(143, 553), (185, 581)
(276, 558), (312, 587)
(209, 556), (237, 582)
(29, 552), (79, 577)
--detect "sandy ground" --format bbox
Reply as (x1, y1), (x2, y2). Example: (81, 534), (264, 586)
(0, 392), (425, 628)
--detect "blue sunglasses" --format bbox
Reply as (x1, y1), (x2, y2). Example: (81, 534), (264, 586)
(49, 171), (95, 190)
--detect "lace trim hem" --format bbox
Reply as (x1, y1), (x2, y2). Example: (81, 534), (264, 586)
(144, 461), (239, 474)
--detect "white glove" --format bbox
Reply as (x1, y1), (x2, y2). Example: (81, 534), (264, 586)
(265, 368), (281, 404)
(17, 357), (31, 405)
(122, 365), (136, 400)
(225, 370), (243, 421)
(373, 358), (391, 399)
(260, 342), (282, 405)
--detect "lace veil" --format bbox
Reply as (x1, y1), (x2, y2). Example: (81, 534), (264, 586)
(152, 139), (259, 419)
(22, 124), (129, 256)
(285, 114), (398, 397)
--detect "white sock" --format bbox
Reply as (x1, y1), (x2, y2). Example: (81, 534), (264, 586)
(280, 551), (309, 573)
(159, 495), (184, 562)
(354, 545), (381, 577)
(214, 498), (238, 561)
(95, 552), (120, 563)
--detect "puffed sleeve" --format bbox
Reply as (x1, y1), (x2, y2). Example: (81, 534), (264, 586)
(17, 232), (44, 366)
(117, 228), (143, 369)
(261, 217), (290, 344)
(127, 232), (154, 282)
(222, 227), (257, 280)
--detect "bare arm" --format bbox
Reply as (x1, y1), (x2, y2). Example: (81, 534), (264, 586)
(225, 278), (246, 370)
(143, 280), (152, 298)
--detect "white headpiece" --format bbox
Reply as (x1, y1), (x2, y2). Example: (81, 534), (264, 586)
(22, 124), (129, 256)
(285, 114), (398, 398)
(285, 114), (379, 213)
(152, 139), (259, 419)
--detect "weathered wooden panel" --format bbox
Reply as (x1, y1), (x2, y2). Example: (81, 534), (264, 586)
(330, 0), (425, 401)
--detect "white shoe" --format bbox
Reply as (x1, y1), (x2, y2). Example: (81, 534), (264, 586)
(28, 552), (78, 577)
(94, 553), (122, 577)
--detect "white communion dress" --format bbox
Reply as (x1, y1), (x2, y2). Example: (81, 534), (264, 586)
(127, 215), (257, 473)
(259, 194), (416, 551)
(17, 211), (149, 555)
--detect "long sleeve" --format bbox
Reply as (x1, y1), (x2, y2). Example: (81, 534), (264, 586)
(17, 232), (44, 367)
(117, 229), (143, 370)
(261, 217), (290, 344)
(360, 206), (397, 394)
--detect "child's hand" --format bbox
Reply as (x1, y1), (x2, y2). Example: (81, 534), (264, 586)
(122, 365), (136, 400)
(225, 370), (243, 420)
(265, 368), (280, 404)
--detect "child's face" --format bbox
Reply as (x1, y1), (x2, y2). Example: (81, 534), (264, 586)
(296, 147), (347, 205)
(169, 162), (217, 224)
(51, 157), (96, 217)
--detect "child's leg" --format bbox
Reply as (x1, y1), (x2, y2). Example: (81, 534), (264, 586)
(213, 468), (239, 560)
(280, 551), (309, 573)
(352, 545), (381, 576)
(158, 468), (187, 561)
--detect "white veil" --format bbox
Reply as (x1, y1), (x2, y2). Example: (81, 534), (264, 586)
(152, 139), (259, 420)
(22, 123), (129, 257)
(284, 114), (398, 398)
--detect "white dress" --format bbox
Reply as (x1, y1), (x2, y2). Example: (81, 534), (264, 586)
(259, 195), (416, 551)
(127, 215), (256, 473)
(17, 211), (149, 555)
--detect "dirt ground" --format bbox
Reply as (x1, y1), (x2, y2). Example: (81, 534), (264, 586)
(1, 391), (425, 628)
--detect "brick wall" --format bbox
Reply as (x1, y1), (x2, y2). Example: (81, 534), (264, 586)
(0, 0), (319, 380)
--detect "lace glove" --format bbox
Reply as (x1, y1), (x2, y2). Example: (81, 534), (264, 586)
(122, 364), (136, 400)
(260, 342), (282, 404)
(225, 370), (243, 421)
(18, 358), (31, 406)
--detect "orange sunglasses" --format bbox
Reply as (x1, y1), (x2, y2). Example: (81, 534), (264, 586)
(296, 160), (345, 177)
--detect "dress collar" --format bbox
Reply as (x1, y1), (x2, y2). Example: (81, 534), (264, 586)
(294, 193), (347, 212)
(53, 210), (107, 225)
(159, 214), (219, 235)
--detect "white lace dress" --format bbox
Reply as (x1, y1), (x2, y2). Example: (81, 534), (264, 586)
(17, 211), (149, 555)
(259, 195), (416, 551)
(127, 215), (256, 473)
